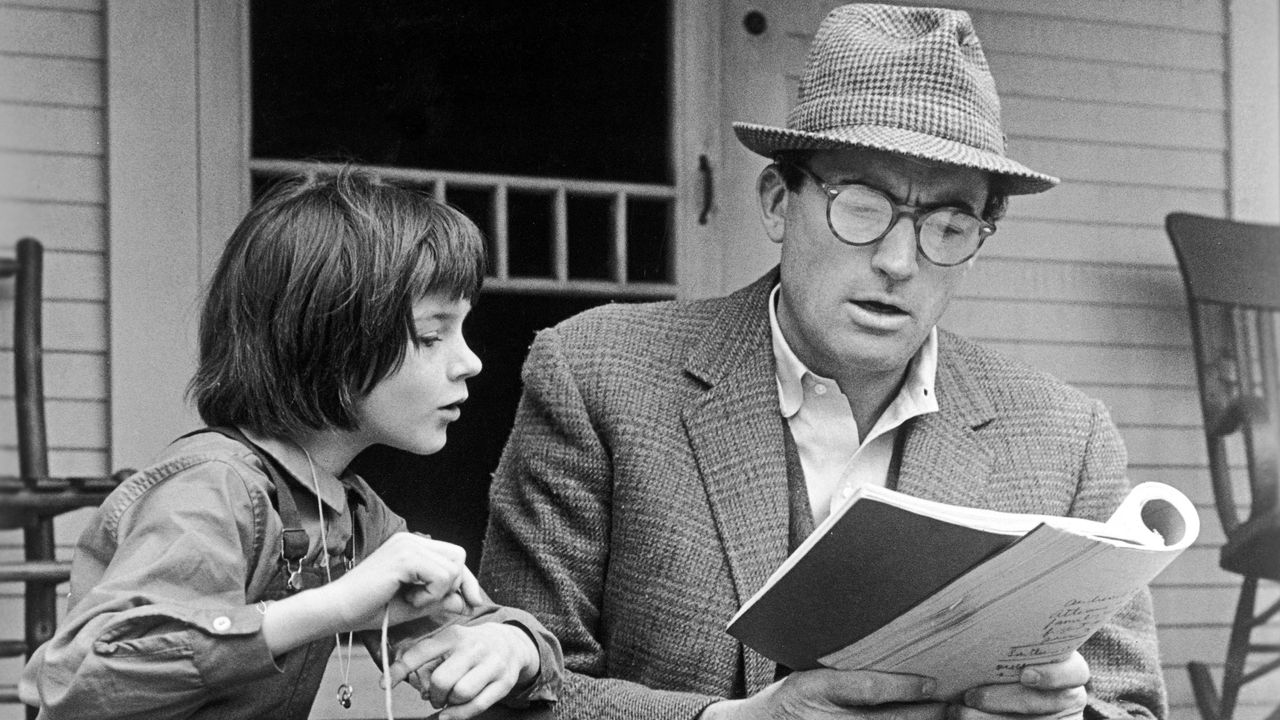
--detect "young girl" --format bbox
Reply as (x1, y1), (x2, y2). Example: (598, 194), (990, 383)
(20, 169), (561, 720)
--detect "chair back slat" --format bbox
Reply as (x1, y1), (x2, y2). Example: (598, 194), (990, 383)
(1167, 212), (1280, 310)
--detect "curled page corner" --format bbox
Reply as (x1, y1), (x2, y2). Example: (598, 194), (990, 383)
(1108, 481), (1200, 549)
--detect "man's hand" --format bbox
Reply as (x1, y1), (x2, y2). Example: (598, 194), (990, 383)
(949, 653), (1089, 720)
(700, 667), (944, 720)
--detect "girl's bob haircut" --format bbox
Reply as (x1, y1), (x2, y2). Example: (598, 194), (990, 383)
(188, 166), (486, 438)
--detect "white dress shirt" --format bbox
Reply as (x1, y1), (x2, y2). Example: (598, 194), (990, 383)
(769, 286), (939, 523)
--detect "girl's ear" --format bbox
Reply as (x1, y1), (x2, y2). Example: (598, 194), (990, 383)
(757, 165), (789, 244)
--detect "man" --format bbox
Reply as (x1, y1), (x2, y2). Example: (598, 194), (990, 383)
(479, 4), (1165, 719)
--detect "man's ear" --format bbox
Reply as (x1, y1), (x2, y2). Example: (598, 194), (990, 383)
(757, 165), (789, 244)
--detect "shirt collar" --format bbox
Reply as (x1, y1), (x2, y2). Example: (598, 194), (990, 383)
(768, 285), (939, 422)
(239, 427), (356, 513)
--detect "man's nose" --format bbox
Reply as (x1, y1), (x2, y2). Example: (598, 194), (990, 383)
(869, 214), (919, 280)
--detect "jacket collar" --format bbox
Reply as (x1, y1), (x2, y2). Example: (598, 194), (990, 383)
(894, 329), (997, 508)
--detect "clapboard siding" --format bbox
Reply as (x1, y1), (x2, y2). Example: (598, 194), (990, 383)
(0, 151), (104, 204)
(943, 298), (1191, 347)
(965, 258), (1185, 307)
(0, 103), (103, 156)
(0, 199), (104, 252)
(1, 4), (106, 716)
(1015, 182), (1224, 224)
(1012, 139), (1226, 190)
(0, 5), (100, 59)
(987, 54), (1224, 111)
(0, 351), (106, 400)
(0, 398), (107, 449)
(0, 55), (101, 108)
(983, 341), (1196, 386)
(984, 219), (1180, 266)
(0, 448), (106, 479)
(970, 11), (1222, 71)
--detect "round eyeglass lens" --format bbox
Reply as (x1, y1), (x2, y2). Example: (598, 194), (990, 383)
(829, 185), (894, 243)
(919, 210), (983, 264)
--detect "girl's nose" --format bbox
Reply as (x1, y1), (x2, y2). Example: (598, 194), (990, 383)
(454, 341), (482, 380)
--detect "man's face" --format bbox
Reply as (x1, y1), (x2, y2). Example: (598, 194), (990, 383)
(765, 147), (990, 384)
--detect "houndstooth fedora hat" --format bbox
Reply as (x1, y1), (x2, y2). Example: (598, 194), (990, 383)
(733, 3), (1058, 195)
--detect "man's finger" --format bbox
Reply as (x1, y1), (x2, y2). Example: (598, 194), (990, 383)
(963, 683), (1086, 716)
(801, 668), (937, 706)
(1021, 653), (1091, 690)
(389, 632), (455, 684)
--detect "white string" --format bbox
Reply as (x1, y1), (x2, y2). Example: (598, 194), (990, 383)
(298, 444), (355, 709)
(382, 603), (394, 720)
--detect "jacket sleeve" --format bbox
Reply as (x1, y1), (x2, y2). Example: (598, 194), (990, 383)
(1072, 400), (1167, 720)
(479, 328), (722, 720)
(23, 459), (281, 720)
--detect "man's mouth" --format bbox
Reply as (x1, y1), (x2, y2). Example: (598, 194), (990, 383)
(853, 299), (907, 315)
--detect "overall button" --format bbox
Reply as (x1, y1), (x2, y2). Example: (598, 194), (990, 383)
(212, 616), (232, 632)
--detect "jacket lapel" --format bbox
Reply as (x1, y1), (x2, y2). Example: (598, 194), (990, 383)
(681, 272), (791, 692)
(895, 331), (997, 508)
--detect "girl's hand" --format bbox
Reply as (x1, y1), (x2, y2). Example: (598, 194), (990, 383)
(261, 533), (484, 656)
(388, 623), (541, 720)
(321, 532), (482, 632)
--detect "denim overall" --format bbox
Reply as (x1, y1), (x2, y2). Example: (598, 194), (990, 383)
(188, 427), (366, 720)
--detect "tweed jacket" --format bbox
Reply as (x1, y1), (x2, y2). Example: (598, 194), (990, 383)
(480, 270), (1165, 720)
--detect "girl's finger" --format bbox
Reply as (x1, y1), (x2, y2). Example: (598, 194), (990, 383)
(457, 567), (486, 607)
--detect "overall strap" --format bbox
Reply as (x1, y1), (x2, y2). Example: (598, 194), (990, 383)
(180, 427), (311, 567)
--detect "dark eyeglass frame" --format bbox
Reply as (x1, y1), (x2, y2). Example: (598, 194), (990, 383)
(787, 163), (996, 267)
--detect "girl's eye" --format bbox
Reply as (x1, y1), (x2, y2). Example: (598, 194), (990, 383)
(415, 334), (442, 348)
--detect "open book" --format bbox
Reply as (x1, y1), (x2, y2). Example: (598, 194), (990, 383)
(726, 482), (1199, 699)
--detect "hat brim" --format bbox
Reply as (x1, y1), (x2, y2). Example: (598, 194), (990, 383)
(732, 122), (1059, 196)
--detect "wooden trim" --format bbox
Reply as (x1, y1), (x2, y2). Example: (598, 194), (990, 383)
(672, 0), (724, 299)
(106, 1), (202, 469)
(1227, 0), (1280, 223)
(196, 0), (251, 279)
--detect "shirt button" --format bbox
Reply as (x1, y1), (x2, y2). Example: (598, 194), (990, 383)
(813, 384), (827, 395)
(212, 616), (232, 632)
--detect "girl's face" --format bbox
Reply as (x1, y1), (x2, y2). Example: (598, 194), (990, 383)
(354, 293), (482, 456)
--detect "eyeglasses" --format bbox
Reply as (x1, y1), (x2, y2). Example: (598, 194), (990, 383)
(789, 164), (996, 267)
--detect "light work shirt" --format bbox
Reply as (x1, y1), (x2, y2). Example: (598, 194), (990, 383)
(769, 286), (939, 523)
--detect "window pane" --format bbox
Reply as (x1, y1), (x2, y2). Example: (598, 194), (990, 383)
(567, 195), (613, 280)
(252, 0), (671, 184)
(627, 198), (673, 282)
